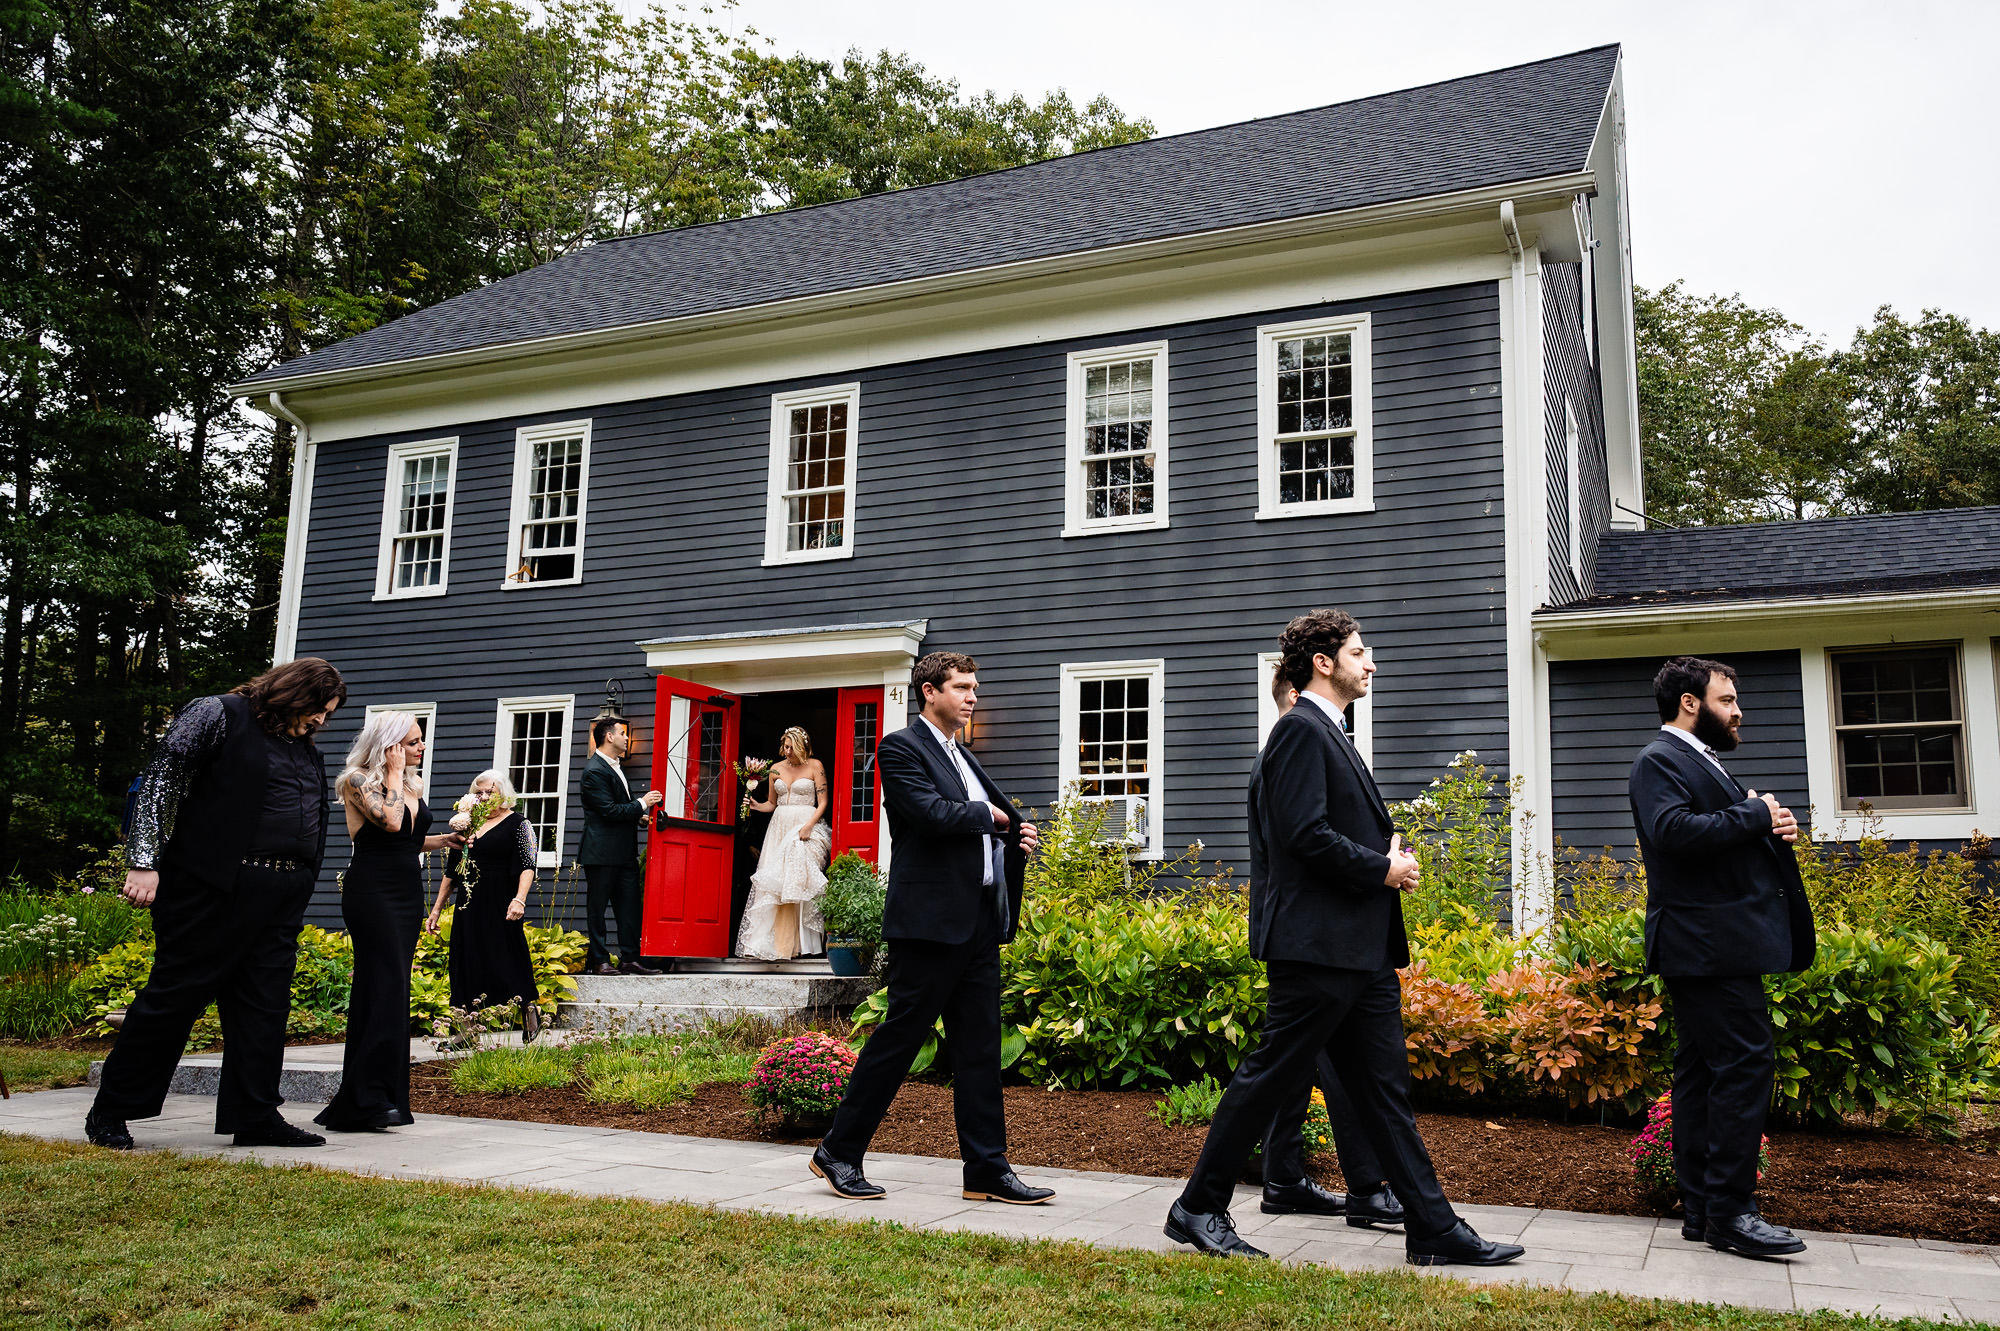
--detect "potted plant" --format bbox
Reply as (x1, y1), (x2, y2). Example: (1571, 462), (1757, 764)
(820, 851), (884, 977)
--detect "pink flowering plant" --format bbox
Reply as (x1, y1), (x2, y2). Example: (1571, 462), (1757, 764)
(744, 1031), (858, 1125)
(1628, 1092), (1770, 1197)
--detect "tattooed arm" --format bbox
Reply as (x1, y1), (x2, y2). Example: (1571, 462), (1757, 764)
(344, 772), (408, 832)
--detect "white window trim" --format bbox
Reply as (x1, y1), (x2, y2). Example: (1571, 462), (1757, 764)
(1062, 340), (1169, 538)
(492, 694), (576, 868)
(1255, 651), (1372, 764)
(763, 383), (861, 567)
(1802, 637), (1998, 842)
(1058, 658), (1166, 860)
(372, 437), (458, 601)
(501, 419), (591, 590)
(1564, 402), (1584, 585)
(1255, 312), (1374, 520)
(366, 701), (438, 785)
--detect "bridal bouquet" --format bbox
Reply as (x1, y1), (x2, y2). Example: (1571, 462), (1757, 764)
(733, 757), (773, 817)
(448, 789), (509, 835)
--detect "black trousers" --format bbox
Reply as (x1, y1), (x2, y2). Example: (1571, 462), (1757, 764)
(822, 916), (1007, 1182)
(582, 862), (642, 968)
(1182, 961), (1455, 1235)
(91, 864), (312, 1133)
(1261, 1050), (1387, 1190)
(1663, 974), (1775, 1219)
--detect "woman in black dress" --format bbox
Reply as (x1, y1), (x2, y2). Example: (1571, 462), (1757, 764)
(317, 712), (460, 1132)
(426, 771), (542, 1040)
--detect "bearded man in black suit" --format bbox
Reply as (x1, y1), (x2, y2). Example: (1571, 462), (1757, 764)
(1630, 656), (1816, 1259)
(811, 651), (1054, 1207)
(1165, 609), (1522, 1266)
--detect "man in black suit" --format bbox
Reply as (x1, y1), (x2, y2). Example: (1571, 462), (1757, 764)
(1166, 609), (1522, 1266)
(1630, 656), (1816, 1259)
(812, 651), (1054, 1206)
(578, 715), (663, 974)
(86, 657), (348, 1152)
(1257, 668), (1405, 1231)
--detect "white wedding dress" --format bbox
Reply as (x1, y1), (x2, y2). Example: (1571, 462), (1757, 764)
(735, 776), (830, 960)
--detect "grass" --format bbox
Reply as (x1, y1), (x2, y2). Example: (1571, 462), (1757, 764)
(0, 1133), (1973, 1331)
(448, 1026), (763, 1110)
(0, 1042), (95, 1092)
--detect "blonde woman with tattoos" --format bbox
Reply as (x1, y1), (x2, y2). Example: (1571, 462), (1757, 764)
(316, 711), (461, 1132)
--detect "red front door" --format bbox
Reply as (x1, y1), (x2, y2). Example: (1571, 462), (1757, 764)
(831, 686), (885, 863)
(641, 675), (740, 958)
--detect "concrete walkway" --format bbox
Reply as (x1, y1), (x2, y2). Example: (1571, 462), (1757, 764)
(4, 1085), (1997, 1325)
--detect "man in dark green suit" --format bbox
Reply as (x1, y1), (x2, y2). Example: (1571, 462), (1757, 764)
(579, 716), (662, 975)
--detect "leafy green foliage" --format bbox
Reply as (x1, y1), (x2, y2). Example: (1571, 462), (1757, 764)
(1147, 1073), (1223, 1127)
(586, 1030), (756, 1110)
(449, 1042), (578, 1095)
(820, 851), (885, 947)
(0, 884), (143, 1038)
(1393, 752), (1516, 928)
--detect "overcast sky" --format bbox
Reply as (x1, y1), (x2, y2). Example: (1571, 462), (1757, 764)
(684, 0), (1998, 345)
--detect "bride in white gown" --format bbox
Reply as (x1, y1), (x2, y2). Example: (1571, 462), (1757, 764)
(736, 727), (831, 960)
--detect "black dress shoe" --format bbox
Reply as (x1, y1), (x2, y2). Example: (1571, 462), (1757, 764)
(1261, 1177), (1345, 1216)
(1705, 1211), (1805, 1257)
(1345, 1185), (1407, 1229)
(810, 1145), (884, 1199)
(617, 961), (663, 976)
(1681, 1209), (1706, 1241)
(84, 1108), (134, 1150)
(1407, 1219), (1526, 1267)
(590, 963), (619, 976)
(963, 1170), (1055, 1205)
(232, 1118), (326, 1148)
(1164, 1200), (1269, 1259)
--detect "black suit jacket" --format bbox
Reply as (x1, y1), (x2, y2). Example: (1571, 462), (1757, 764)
(1629, 734), (1817, 977)
(1249, 698), (1408, 970)
(877, 722), (1028, 946)
(577, 753), (646, 866)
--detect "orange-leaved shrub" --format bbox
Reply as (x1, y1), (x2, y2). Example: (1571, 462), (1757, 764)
(1399, 960), (1499, 1094)
(1488, 961), (1662, 1106)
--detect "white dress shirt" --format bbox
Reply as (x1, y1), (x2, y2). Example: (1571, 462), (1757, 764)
(598, 749), (632, 797)
(920, 715), (999, 887)
(1659, 724), (1735, 783)
(1299, 689), (1355, 741)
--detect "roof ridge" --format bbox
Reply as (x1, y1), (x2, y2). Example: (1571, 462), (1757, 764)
(593, 43), (1623, 251)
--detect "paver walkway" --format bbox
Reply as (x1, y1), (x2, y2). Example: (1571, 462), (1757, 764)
(5, 1085), (1997, 1325)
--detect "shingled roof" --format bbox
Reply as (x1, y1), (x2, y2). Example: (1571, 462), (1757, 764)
(238, 44), (1621, 390)
(1554, 507), (2000, 611)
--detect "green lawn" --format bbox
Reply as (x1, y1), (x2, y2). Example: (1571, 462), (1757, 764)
(0, 1042), (94, 1093)
(449, 1028), (761, 1109)
(0, 1135), (1976, 1330)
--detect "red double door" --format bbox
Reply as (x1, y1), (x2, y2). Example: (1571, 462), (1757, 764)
(640, 675), (885, 958)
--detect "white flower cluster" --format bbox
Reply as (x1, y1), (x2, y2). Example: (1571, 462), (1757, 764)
(1445, 749), (1479, 769)
(0, 914), (90, 967)
(449, 791), (479, 834)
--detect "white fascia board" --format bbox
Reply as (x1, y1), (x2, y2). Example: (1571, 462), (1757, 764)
(231, 172), (1595, 404)
(241, 194), (1588, 446)
(1588, 63), (1644, 531)
(1535, 589), (2000, 659)
(638, 621), (929, 683)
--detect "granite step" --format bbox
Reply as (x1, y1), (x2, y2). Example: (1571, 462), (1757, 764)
(557, 971), (878, 1034)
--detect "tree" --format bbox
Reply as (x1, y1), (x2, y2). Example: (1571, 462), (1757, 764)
(1844, 307), (2000, 513)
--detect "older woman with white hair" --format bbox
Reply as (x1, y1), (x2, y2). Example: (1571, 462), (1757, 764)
(426, 770), (542, 1040)
(316, 710), (461, 1133)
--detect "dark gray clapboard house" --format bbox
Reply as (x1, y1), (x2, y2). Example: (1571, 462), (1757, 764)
(1540, 508), (2000, 866)
(233, 45), (1652, 946)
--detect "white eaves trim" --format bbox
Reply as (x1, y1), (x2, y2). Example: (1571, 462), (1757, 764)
(228, 171), (1598, 402)
(1534, 587), (2000, 654)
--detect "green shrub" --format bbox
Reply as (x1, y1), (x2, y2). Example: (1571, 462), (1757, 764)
(583, 1031), (757, 1110)
(1148, 1073), (1224, 1127)
(1393, 752), (1516, 927)
(0, 878), (144, 1039)
(1795, 821), (1999, 1016)
(821, 852), (886, 948)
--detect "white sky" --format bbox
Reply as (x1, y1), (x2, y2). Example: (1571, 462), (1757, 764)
(678, 0), (1999, 344)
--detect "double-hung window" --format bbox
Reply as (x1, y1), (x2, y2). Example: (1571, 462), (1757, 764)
(1058, 660), (1165, 858)
(505, 421), (590, 587)
(1064, 342), (1168, 536)
(1830, 646), (1969, 811)
(764, 384), (860, 565)
(1256, 314), (1373, 518)
(374, 438), (457, 599)
(494, 695), (575, 866)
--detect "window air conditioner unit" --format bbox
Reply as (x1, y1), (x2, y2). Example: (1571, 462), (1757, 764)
(1078, 794), (1148, 848)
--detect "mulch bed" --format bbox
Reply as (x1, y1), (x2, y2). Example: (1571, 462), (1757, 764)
(407, 1065), (2000, 1245)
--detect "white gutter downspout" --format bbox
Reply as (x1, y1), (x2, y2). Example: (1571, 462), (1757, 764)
(268, 392), (314, 667)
